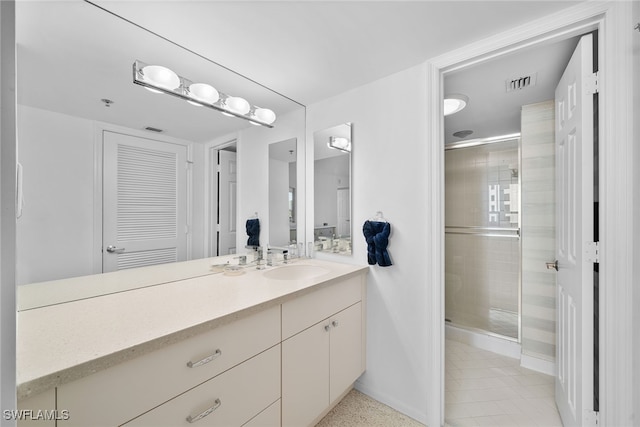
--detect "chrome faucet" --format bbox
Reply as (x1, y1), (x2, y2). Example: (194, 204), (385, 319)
(245, 245), (265, 269)
(267, 246), (289, 265)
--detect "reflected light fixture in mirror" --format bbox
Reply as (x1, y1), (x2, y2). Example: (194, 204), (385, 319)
(443, 93), (468, 116)
(134, 60), (276, 127)
(328, 136), (351, 153)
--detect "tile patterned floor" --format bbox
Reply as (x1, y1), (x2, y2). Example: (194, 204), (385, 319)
(446, 339), (563, 426)
(316, 340), (563, 426)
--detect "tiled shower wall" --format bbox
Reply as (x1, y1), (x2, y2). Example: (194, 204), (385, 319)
(520, 100), (556, 361)
(445, 141), (520, 339)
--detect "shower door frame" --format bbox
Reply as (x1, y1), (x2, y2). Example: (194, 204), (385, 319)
(425, 3), (635, 427)
(444, 135), (522, 343)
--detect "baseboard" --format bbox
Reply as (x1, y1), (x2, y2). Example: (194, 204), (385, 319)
(445, 324), (521, 359)
(354, 380), (427, 425)
(520, 353), (556, 376)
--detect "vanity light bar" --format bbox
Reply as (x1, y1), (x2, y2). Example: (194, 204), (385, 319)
(132, 60), (276, 128)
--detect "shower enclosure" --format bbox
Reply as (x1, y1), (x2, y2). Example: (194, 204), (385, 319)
(445, 135), (521, 340)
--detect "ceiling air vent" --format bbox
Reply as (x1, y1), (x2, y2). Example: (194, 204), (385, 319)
(144, 126), (163, 133)
(506, 73), (537, 92)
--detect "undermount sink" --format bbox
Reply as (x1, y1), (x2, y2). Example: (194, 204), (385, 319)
(262, 264), (330, 280)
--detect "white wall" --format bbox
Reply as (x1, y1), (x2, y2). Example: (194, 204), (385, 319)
(307, 63), (431, 423)
(17, 105), (96, 285)
(633, 0), (640, 420)
(1, 0), (17, 420)
(16, 105), (206, 285)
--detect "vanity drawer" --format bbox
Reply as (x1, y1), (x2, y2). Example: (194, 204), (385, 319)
(124, 345), (281, 427)
(282, 275), (363, 339)
(58, 305), (280, 427)
(242, 399), (281, 427)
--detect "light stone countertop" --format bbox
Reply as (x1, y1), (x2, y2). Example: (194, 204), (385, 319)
(17, 258), (368, 400)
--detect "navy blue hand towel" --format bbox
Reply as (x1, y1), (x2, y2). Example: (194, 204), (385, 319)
(246, 218), (260, 247)
(362, 220), (392, 267)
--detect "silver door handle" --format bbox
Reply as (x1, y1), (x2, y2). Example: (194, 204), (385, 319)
(106, 245), (125, 254)
(546, 260), (558, 271)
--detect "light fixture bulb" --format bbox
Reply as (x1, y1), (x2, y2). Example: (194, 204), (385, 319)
(254, 108), (276, 125)
(328, 136), (351, 152)
(188, 83), (219, 104)
(444, 94), (468, 116)
(225, 96), (250, 115)
(141, 65), (180, 91)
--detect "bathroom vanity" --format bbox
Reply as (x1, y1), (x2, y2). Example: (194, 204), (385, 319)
(17, 258), (367, 427)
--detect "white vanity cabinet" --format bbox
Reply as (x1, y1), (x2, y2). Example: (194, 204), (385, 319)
(281, 275), (366, 427)
(18, 260), (368, 427)
(57, 305), (281, 427)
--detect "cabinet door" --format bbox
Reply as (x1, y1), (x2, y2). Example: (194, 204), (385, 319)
(329, 302), (363, 402)
(282, 322), (330, 427)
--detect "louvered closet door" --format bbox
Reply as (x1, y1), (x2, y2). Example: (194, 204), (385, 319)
(103, 131), (188, 272)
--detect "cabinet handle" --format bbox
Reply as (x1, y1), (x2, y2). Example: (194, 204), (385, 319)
(332, 320), (339, 327)
(324, 324), (331, 332)
(187, 349), (222, 368)
(186, 398), (221, 423)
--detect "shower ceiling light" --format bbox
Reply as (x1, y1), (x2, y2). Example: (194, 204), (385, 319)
(133, 60), (276, 128)
(444, 94), (469, 116)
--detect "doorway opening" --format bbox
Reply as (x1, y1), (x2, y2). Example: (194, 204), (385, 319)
(209, 141), (238, 256)
(442, 29), (599, 425)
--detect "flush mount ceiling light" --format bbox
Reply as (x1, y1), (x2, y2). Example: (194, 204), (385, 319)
(133, 60), (276, 127)
(328, 136), (351, 153)
(443, 93), (469, 116)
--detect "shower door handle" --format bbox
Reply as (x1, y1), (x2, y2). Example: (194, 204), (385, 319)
(546, 260), (558, 271)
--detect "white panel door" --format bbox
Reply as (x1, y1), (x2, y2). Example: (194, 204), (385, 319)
(218, 150), (237, 255)
(554, 33), (595, 426)
(103, 131), (188, 272)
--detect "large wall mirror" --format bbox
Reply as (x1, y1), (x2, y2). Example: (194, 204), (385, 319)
(312, 123), (352, 255)
(16, 1), (305, 309)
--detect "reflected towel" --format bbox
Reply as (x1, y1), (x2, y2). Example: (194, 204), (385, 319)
(362, 220), (392, 267)
(246, 218), (260, 247)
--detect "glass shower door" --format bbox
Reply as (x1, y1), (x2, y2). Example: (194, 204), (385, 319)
(444, 138), (521, 340)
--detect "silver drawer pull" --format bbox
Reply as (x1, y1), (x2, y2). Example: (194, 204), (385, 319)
(187, 349), (222, 368)
(332, 320), (339, 327)
(186, 398), (221, 423)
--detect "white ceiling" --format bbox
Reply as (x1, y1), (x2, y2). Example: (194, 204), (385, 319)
(444, 34), (580, 143)
(92, 0), (584, 106)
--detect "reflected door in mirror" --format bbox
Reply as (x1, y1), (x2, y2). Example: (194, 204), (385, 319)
(103, 132), (188, 272)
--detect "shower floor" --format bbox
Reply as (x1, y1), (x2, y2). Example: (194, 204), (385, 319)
(447, 308), (519, 341)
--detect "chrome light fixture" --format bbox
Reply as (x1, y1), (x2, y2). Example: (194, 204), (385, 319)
(133, 60), (276, 127)
(443, 93), (468, 116)
(328, 136), (351, 153)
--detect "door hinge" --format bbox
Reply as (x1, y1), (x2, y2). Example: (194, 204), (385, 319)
(586, 72), (599, 94)
(185, 160), (194, 170)
(216, 223), (221, 232)
(585, 241), (600, 263)
(184, 225), (190, 234)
